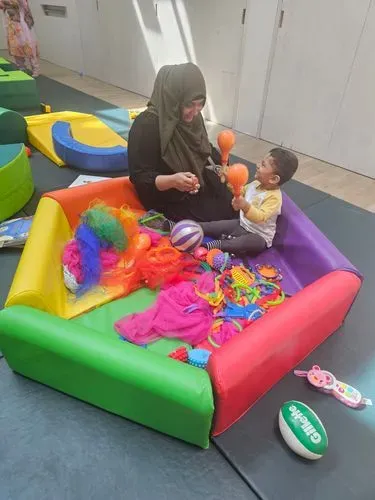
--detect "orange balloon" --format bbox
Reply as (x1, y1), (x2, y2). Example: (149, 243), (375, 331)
(226, 163), (249, 198)
(133, 233), (152, 251)
(217, 130), (236, 166)
(157, 236), (172, 248)
(125, 232), (152, 263)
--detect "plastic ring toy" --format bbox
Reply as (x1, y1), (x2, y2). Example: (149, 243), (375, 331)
(208, 335), (221, 348)
(256, 264), (282, 282)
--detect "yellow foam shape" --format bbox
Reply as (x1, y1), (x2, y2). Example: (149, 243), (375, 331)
(6, 197), (126, 319)
(26, 111), (127, 167)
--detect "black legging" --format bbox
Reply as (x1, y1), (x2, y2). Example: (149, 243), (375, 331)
(200, 219), (266, 256)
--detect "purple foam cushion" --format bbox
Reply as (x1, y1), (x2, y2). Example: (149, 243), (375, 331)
(247, 194), (362, 295)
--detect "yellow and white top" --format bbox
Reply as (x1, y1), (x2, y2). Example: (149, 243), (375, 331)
(240, 181), (282, 247)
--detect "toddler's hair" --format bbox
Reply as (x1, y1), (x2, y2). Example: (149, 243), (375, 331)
(269, 148), (298, 185)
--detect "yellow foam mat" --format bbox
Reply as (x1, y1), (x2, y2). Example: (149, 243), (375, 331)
(26, 111), (127, 167)
(6, 197), (126, 319)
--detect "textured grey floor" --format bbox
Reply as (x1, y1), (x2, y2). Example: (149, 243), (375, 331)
(0, 362), (256, 500)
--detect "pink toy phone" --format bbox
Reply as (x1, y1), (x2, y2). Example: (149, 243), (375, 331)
(294, 365), (372, 409)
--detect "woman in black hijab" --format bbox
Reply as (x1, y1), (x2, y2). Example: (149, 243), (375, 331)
(128, 63), (236, 222)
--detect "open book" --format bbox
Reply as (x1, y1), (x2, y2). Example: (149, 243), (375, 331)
(68, 175), (110, 188)
(0, 216), (33, 248)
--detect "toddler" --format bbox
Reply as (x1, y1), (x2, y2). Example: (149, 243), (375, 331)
(200, 148), (298, 256)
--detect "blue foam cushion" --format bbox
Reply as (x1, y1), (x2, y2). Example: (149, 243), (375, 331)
(52, 121), (128, 172)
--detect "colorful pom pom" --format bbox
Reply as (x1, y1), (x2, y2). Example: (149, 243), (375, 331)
(62, 239), (83, 283)
(83, 206), (127, 251)
(75, 223), (102, 295)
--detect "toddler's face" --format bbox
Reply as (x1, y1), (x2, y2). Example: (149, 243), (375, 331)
(255, 154), (280, 187)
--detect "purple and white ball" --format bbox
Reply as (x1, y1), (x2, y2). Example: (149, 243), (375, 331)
(170, 220), (204, 253)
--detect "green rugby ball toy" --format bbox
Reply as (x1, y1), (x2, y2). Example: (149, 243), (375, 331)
(279, 401), (328, 460)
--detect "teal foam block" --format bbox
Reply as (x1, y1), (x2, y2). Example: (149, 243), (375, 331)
(0, 107), (27, 144)
(95, 108), (132, 140)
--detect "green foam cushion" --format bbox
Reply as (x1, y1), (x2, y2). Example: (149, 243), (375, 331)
(0, 107), (27, 145)
(0, 143), (22, 168)
(73, 288), (192, 354)
(0, 305), (214, 448)
(0, 58), (14, 71)
(0, 70), (39, 110)
(73, 288), (158, 335)
(0, 144), (34, 221)
(0, 69), (33, 81)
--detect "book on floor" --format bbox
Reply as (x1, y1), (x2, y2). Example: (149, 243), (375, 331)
(68, 174), (110, 188)
(0, 216), (33, 248)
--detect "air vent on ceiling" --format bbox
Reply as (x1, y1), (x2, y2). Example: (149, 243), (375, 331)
(41, 5), (67, 17)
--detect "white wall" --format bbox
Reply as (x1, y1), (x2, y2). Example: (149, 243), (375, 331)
(80, 0), (245, 127)
(158, 0), (247, 127)
(235, 0), (280, 136)
(0, 13), (6, 50)
(325, 0), (375, 178)
(29, 0), (83, 72)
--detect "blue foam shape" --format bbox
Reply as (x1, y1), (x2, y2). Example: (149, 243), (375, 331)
(52, 121), (128, 172)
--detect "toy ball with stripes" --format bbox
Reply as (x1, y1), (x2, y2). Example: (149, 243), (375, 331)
(170, 220), (204, 253)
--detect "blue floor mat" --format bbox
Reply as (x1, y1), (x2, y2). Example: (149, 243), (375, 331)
(213, 198), (375, 500)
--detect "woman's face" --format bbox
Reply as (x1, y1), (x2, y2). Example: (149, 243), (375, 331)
(181, 99), (205, 123)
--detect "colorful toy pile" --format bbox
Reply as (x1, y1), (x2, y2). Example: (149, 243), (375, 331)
(114, 260), (285, 360)
(194, 259), (285, 349)
(114, 240), (285, 360)
(62, 204), (200, 297)
(62, 202), (135, 295)
(62, 202), (286, 363)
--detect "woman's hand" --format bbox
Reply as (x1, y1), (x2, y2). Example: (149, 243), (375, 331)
(172, 172), (199, 192)
(232, 196), (249, 212)
(155, 173), (200, 193)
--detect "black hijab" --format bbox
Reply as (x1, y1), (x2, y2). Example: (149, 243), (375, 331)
(147, 63), (211, 185)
